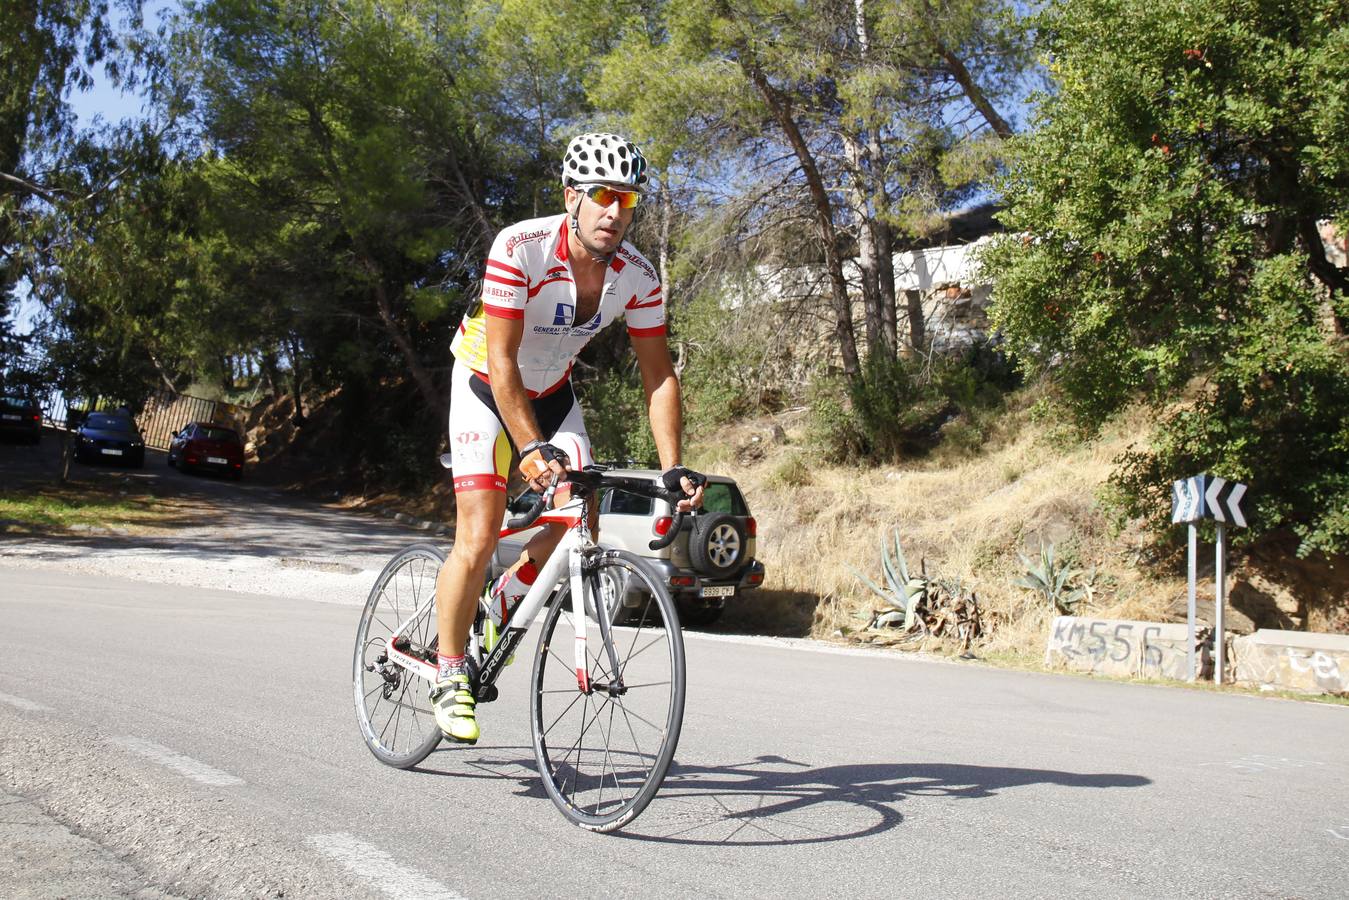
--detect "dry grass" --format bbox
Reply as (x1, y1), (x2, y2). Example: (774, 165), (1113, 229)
(686, 399), (1188, 661)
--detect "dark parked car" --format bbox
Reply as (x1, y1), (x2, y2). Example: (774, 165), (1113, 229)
(0, 395), (42, 444)
(74, 411), (145, 466)
(0, 396), (41, 447)
(168, 421), (245, 479)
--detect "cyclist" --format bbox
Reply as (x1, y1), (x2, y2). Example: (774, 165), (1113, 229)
(433, 132), (705, 743)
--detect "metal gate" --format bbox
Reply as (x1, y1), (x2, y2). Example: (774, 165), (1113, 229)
(133, 389), (248, 451)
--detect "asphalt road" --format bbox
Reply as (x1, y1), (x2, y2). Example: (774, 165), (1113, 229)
(2, 567), (1348, 899)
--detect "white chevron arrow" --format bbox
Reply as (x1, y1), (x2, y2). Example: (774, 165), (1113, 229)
(1206, 476), (1228, 523)
(1227, 481), (1247, 528)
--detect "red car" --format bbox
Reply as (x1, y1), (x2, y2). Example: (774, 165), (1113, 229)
(168, 421), (245, 479)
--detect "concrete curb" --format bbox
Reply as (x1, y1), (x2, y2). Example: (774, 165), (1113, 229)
(1047, 616), (1349, 695)
(1231, 630), (1349, 694)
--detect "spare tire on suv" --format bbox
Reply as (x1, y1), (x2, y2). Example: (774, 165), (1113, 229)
(688, 512), (746, 578)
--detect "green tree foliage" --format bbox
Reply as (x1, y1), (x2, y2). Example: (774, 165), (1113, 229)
(982, 0), (1349, 554)
(593, 0), (1030, 379)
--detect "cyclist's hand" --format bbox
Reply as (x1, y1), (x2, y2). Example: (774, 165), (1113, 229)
(661, 465), (706, 513)
(520, 440), (570, 491)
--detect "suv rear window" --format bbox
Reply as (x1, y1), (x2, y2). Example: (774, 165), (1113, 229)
(702, 482), (747, 516)
(196, 426), (240, 442)
(608, 490), (654, 516)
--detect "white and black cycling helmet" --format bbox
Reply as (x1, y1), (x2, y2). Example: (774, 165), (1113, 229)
(561, 132), (649, 190)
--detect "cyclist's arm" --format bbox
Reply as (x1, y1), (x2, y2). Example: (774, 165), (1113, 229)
(631, 333), (684, 470)
(632, 334), (703, 510)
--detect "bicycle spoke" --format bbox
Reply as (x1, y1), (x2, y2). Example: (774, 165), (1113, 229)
(541, 688), (586, 738)
(609, 680), (672, 691)
(608, 698), (666, 735)
(615, 633), (667, 675)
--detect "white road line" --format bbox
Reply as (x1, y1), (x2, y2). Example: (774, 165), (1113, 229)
(110, 736), (244, 786)
(308, 833), (468, 900)
(0, 691), (50, 712)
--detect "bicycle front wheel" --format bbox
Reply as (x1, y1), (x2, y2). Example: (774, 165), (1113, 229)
(530, 548), (686, 832)
(354, 542), (445, 768)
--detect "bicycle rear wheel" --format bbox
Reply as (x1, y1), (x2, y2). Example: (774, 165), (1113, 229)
(530, 548), (686, 832)
(354, 542), (446, 768)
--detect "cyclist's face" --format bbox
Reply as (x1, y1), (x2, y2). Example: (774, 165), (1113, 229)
(566, 184), (635, 258)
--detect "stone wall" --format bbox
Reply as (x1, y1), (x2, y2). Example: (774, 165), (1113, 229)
(1045, 616), (1196, 680)
(1230, 630), (1349, 694)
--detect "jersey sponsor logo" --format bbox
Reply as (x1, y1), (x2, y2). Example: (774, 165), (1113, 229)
(548, 303), (602, 333)
(617, 246), (658, 282)
(453, 474), (506, 493)
(504, 228), (551, 258)
(527, 268), (571, 298)
(454, 430), (489, 445)
(484, 285), (515, 299)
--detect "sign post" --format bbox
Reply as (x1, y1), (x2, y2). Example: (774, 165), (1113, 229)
(1171, 474), (1247, 683)
(1187, 524), (1198, 680)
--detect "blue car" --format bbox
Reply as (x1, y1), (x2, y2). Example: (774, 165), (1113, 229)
(74, 411), (146, 467)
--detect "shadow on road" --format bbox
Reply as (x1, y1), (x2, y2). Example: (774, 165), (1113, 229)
(610, 754), (1152, 846)
(412, 748), (1150, 846)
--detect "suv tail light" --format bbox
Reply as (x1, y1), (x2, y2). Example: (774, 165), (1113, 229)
(746, 516), (757, 537)
(747, 571), (764, 586)
(653, 516), (673, 537)
(670, 575), (696, 587)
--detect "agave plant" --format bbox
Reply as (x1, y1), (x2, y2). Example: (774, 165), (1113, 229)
(847, 527), (928, 630)
(1014, 541), (1087, 614)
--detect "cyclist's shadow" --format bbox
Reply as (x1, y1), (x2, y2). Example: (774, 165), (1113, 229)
(418, 749), (1149, 845)
(610, 755), (1150, 845)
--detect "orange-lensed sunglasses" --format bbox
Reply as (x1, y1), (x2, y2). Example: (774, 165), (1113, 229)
(576, 183), (642, 210)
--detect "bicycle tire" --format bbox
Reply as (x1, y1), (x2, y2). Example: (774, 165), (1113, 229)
(530, 548), (686, 832)
(353, 542), (446, 768)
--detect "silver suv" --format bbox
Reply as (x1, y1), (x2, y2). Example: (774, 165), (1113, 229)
(497, 468), (764, 626)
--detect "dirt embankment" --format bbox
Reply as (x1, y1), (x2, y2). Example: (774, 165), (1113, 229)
(681, 401), (1349, 660)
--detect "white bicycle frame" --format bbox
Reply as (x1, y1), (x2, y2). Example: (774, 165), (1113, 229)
(382, 497), (599, 692)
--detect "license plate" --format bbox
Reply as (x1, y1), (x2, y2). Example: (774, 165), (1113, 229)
(207, 456), (228, 464)
(1, 414), (20, 421)
(101, 448), (123, 456)
(700, 585), (735, 598)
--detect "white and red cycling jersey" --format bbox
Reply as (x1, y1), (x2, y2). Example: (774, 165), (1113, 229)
(447, 213), (666, 494)
(450, 213), (666, 397)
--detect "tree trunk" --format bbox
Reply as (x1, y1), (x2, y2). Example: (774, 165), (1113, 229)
(741, 59), (861, 377)
(850, 0), (899, 359)
(657, 181), (672, 304)
(905, 289), (926, 354)
(936, 42), (1013, 139)
(365, 255), (446, 412)
(284, 334), (306, 424)
(1299, 216), (1348, 337)
(842, 131), (886, 361)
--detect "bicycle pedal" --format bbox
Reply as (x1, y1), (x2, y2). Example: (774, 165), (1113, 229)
(476, 684), (499, 703)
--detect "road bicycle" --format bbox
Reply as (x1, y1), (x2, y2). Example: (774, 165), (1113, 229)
(352, 467), (689, 832)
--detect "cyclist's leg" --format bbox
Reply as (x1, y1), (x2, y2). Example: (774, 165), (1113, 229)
(435, 364), (512, 741)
